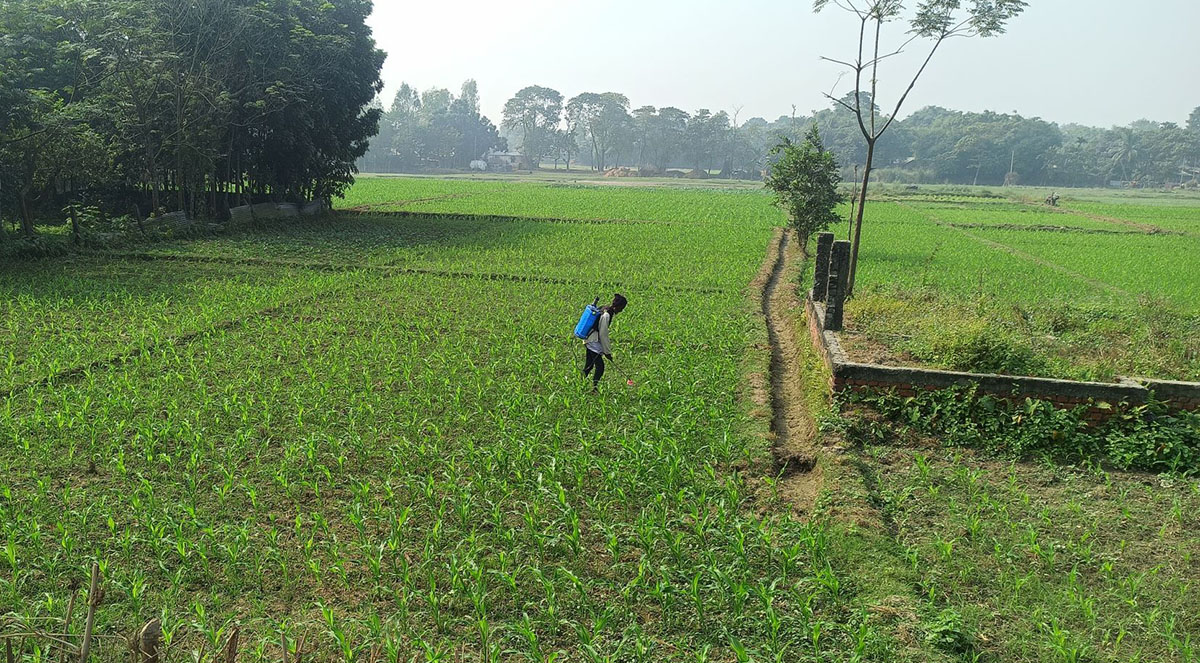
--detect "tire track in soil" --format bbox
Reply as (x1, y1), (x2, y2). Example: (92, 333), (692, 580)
(760, 228), (823, 513)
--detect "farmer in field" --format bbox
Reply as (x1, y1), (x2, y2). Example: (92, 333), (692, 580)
(583, 293), (627, 390)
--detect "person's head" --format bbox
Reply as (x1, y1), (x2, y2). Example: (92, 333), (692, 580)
(611, 293), (628, 314)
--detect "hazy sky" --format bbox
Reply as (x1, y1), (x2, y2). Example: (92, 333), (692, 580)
(368, 1), (1199, 129)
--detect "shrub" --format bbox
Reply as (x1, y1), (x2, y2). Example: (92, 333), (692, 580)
(764, 124), (843, 252)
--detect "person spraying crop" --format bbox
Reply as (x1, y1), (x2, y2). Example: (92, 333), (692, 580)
(576, 293), (628, 391)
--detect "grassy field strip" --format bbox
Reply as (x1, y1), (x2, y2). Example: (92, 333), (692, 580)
(902, 202), (1123, 232)
(1054, 201), (1200, 237)
(339, 176), (785, 227)
(978, 229), (1200, 309)
(897, 202), (1131, 298)
(942, 222), (1178, 237)
(867, 446), (1200, 662)
(0, 260), (352, 393)
(0, 261), (916, 660)
(100, 251), (731, 295)
(344, 193), (478, 213)
(114, 215), (771, 292)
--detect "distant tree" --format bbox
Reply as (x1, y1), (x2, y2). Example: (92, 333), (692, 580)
(765, 124), (843, 255)
(567, 92), (631, 171)
(649, 107), (690, 170)
(631, 106), (657, 168)
(447, 79), (504, 167)
(388, 84), (423, 171)
(1188, 107), (1200, 134)
(551, 127), (579, 170)
(813, 0), (1028, 296)
(458, 79), (481, 116)
(502, 86), (563, 169)
(685, 110), (730, 172)
(1109, 127), (1139, 182)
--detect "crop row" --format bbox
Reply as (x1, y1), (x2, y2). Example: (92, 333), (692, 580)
(2, 211), (778, 395)
(843, 199), (1199, 380)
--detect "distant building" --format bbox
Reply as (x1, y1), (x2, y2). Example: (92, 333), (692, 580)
(485, 151), (523, 172)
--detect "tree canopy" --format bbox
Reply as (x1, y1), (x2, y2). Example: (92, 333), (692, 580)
(502, 86), (564, 170)
(0, 0), (384, 240)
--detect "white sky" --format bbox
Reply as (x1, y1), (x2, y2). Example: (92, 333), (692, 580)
(367, 0), (1200, 128)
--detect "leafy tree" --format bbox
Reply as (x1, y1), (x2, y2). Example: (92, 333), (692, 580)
(0, 0), (111, 237)
(765, 125), (843, 255)
(366, 80), (503, 172)
(567, 92), (632, 171)
(502, 86), (563, 170)
(684, 109), (732, 172)
(648, 107), (690, 171)
(1109, 126), (1140, 182)
(813, 0), (1028, 296)
(550, 127), (580, 170)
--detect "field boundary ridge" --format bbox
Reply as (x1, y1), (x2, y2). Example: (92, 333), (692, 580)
(101, 251), (728, 295)
(0, 278), (357, 401)
(336, 208), (680, 226)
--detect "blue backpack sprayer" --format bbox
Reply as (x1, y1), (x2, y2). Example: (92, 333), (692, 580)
(573, 297), (602, 340)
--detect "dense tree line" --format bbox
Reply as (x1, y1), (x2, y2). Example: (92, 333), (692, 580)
(0, 0), (384, 241)
(360, 83), (1200, 189)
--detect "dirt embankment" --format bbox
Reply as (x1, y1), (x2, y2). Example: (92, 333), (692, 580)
(758, 228), (823, 513)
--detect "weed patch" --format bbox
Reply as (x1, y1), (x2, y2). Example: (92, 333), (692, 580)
(843, 385), (1200, 476)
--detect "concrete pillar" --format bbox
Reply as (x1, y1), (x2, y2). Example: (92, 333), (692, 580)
(826, 240), (851, 331)
(813, 232), (835, 302)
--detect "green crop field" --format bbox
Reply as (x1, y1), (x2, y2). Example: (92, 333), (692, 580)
(2, 183), (911, 662)
(2, 175), (1197, 662)
(338, 177), (1200, 381)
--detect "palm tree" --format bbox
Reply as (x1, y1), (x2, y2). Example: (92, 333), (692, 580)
(1110, 127), (1139, 182)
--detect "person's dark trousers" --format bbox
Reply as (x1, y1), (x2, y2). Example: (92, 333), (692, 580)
(583, 349), (606, 386)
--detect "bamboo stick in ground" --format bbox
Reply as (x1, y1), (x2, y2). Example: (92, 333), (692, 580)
(78, 564), (100, 663)
(59, 585), (77, 663)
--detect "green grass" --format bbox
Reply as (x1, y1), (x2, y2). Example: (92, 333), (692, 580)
(340, 176), (783, 225)
(837, 193), (1200, 381)
(860, 444), (1199, 662)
